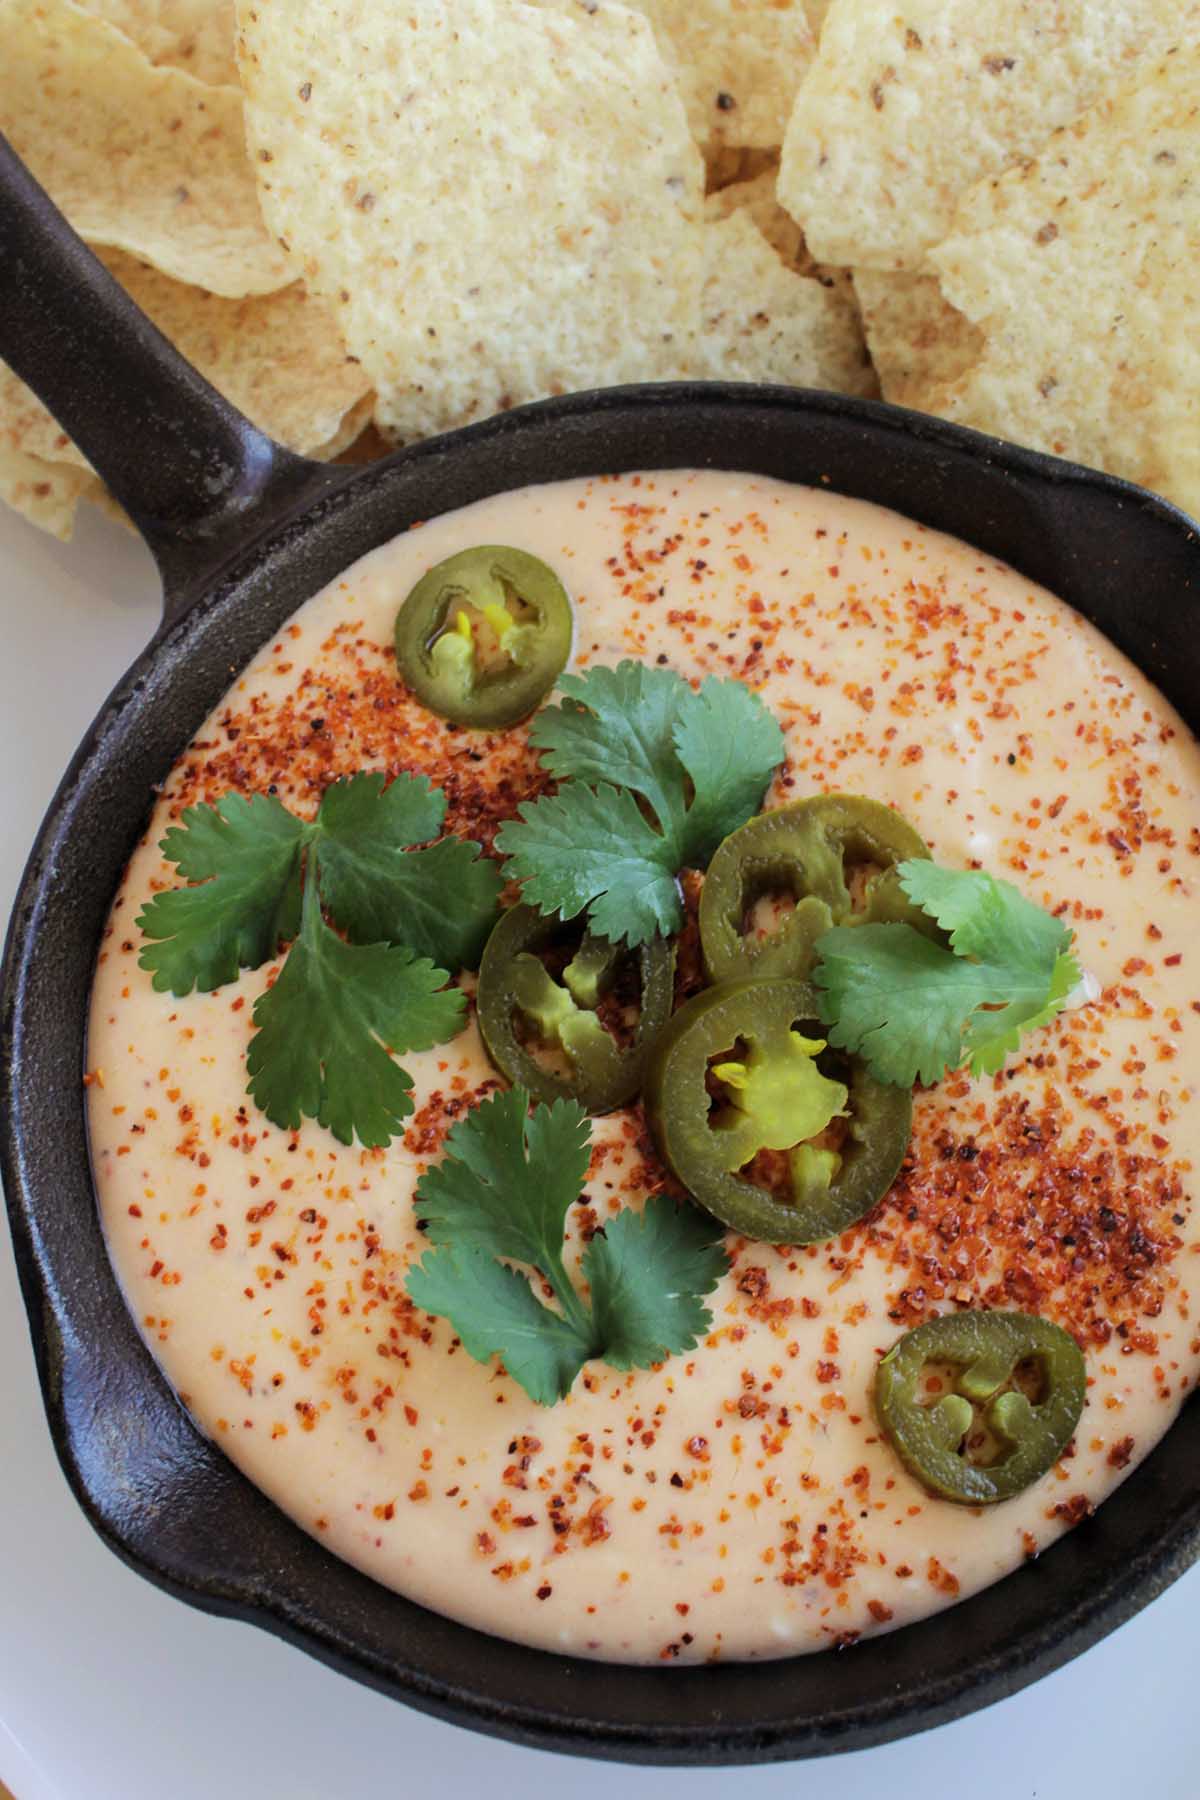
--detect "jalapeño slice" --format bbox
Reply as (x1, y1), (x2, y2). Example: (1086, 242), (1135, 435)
(477, 903), (675, 1114)
(699, 793), (931, 985)
(644, 977), (911, 1244)
(394, 545), (573, 729)
(875, 1310), (1087, 1505)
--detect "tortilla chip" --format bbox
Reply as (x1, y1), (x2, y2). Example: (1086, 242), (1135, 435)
(2, 0), (288, 297)
(706, 168), (806, 268)
(778, 0), (1198, 271)
(0, 363), (67, 472)
(851, 270), (983, 408)
(73, 476), (134, 532)
(705, 147), (753, 193)
(315, 393), (378, 463)
(706, 162), (862, 326)
(73, 0), (176, 64)
(329, 418), (392, 467)
(238, 0), (704, 444)
(925, 52), (1200, 520)
(695, 212), (876, 396)
(77, 1), (238, 85)
(704, 145), (780, 194)
(0, 445), (94, 540)
(1, 249), (371, 485)
(620, 1), (815, 148)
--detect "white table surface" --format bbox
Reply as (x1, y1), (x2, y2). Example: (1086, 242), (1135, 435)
(1, 497), (1197, 1800)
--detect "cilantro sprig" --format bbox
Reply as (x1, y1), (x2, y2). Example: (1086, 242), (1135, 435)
(137, 791), (306, 996)
(495, 662), (785, 945)
(814, 861), (1080, 1087)
(137, 772), (502, 1146)
(307, 770), (503, 971)
(245, 874), (464, 1146)
(406, 1088), (728, 1404)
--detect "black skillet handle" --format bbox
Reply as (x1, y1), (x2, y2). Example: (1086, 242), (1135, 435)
(0, 133), (339, 618)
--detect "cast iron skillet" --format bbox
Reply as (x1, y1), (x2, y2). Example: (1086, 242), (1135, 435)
(3, 134), (1200, 1766)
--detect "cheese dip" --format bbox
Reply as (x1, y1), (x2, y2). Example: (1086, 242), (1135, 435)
(88, 471), (1200, 1663)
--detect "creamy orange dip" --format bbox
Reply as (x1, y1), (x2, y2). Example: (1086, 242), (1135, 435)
(87, 471), (1200, 1663)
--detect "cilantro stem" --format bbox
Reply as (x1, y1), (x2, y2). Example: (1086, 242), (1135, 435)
(407, 1092), (728, 1401)
(300, 842), (323, 940)
(540, 1247), (598, 1351)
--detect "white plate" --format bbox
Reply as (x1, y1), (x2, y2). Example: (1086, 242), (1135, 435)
(1, 497), (1197, 1800)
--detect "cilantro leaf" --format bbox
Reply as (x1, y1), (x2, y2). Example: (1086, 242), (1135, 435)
(137, 771), (498, 1143)
(246, 877), (464, 1147)
(406, 1088), (727, 1403)
(670, 675), (791, 866)
(139, 772), (499, 996)
(155, 791), (303, 884)
(313, 772), (501, 970)
(899, 860), (1071, 971)
(497, 662), (785, 944)
(813, 860), (1079, 1087)
(414, 1088), (591, 1279)
(529, 663), (690, 829)
(137, 793), (305, 994)
(496, 781), (684, 943)
(815, 925), (997, 1086)
(965, 944), (1080, 1077)
(582, 1194), (728, 1371)
(406, 1246), (589, 1408)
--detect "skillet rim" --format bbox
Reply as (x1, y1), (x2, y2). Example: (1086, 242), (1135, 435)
(3, 380), (1200, 1764)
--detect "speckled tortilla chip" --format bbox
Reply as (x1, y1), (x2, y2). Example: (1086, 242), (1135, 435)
(71, 0), (174, 64)
(925, 52), (1200, 520)
(705, 163), (859, 318)
(238, 0), (704, 443)
(2, 0), (288, 297)
(329, 418), (393, 468)
(0, 444), (94, 540)
(778, 0), (1199, 271)
(619, 1), (815, 147)
(1, 249), (371, 488)
(703, 144), (779, 194)
(0, 362), (67, 472)
(706, 167), (807, 268)
(851, 270), (983, 408)
(315, 394), (378, 464)
(695, 212), (875, 396)
(77, 0), (238, 84)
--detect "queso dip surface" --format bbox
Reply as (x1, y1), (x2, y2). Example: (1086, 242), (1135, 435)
(88, 471), (1200, 1663)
